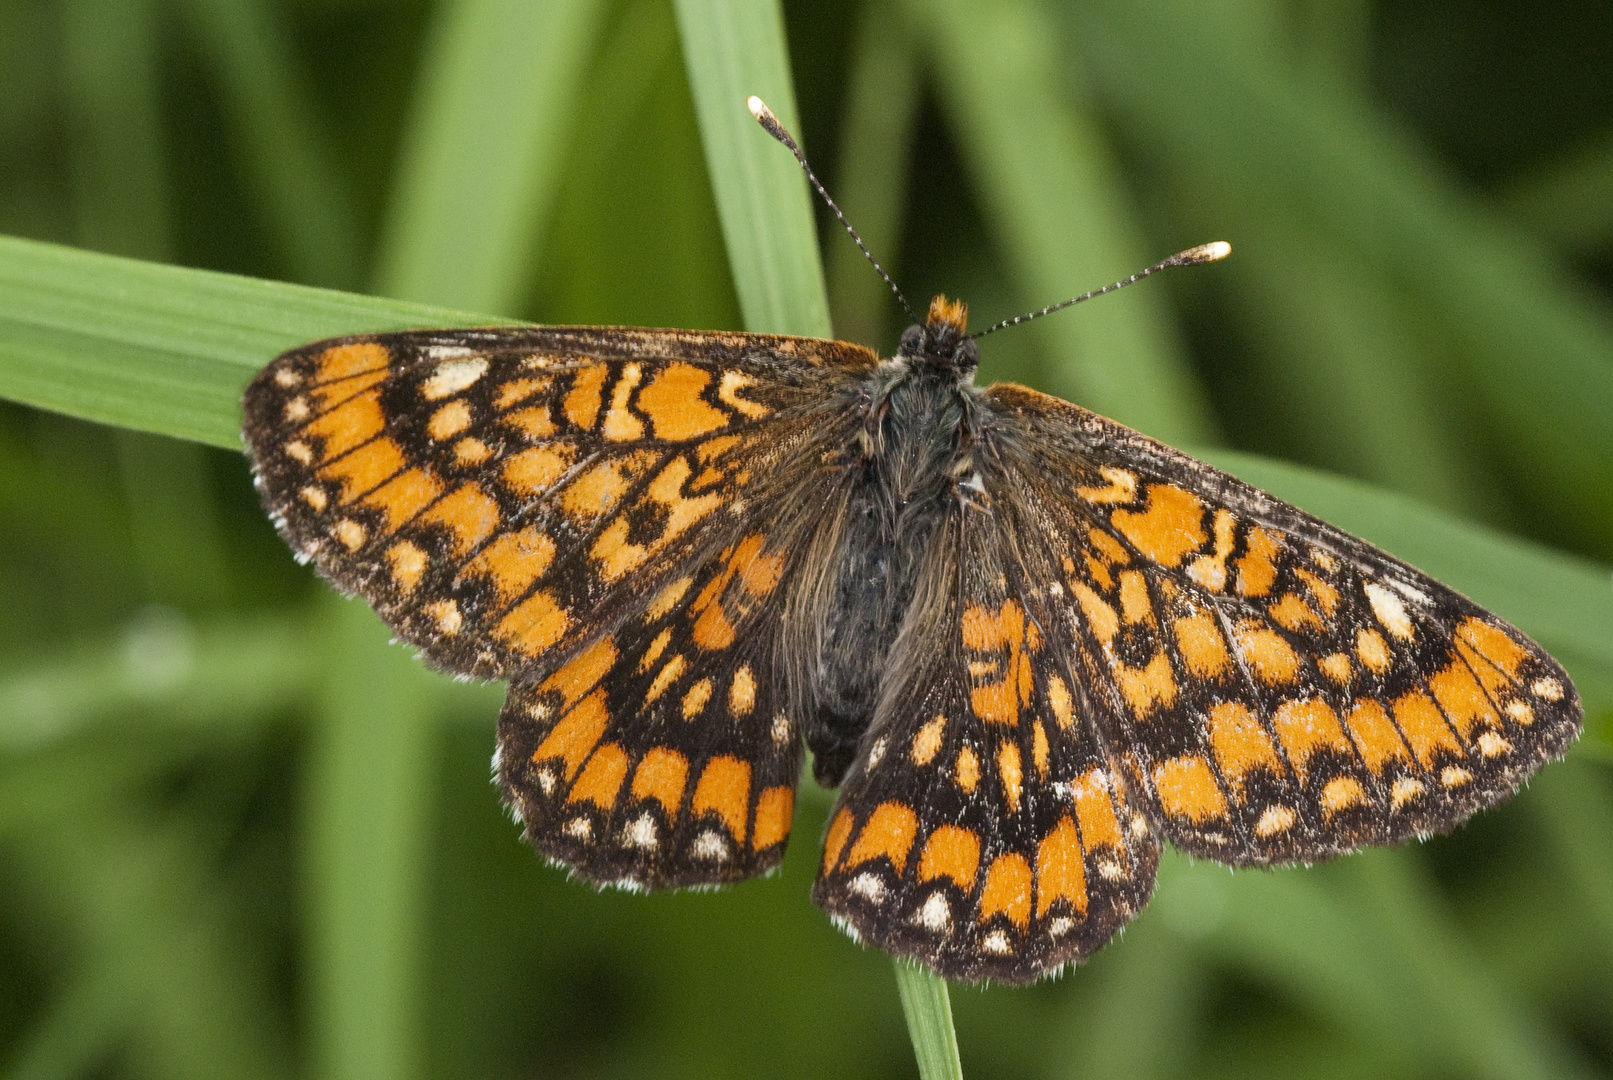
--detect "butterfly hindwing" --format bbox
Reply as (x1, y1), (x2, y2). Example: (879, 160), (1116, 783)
(987, 383), (1581, 865)
(813, 497), (1160, 984)
(497, 531), (804, 888)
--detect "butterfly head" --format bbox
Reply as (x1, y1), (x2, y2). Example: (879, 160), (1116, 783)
(898, 295), (980, 375)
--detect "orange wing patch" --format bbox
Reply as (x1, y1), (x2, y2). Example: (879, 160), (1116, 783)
(1110, 484), (1206, 568)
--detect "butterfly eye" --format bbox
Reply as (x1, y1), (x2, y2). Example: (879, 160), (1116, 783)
(900, 325), (925, 353)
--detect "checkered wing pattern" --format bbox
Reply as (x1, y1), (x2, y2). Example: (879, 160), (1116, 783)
(495, 531), (805, 887)
(814, 486), (1161, 984)
(243, 326), (876, 681)
(988, 384), (1582, 865)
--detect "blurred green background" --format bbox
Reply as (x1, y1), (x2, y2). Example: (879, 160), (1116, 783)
(3, 0), (1613, 1078)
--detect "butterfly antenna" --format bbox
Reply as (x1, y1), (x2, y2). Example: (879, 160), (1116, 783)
(748, 95), (921, 326)
(970, 242), (1232, 340)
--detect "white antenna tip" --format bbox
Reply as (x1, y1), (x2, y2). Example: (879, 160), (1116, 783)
(1184, 241), (1232, 263)
(747, 96), (772, 122)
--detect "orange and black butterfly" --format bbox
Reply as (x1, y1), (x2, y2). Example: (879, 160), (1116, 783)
(242, 108), (1580, 986)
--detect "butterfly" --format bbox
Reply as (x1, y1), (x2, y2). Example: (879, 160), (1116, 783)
(241, 283), (1581, 983)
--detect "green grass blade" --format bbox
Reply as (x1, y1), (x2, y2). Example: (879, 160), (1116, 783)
(673, 0), (830, 337)
(305, 598), (442, 1080)
(1222, 232), (1504, 520)
(1165, 850), (1600, 1080)
(372, 0), (609, 311)
(3, 969), (121, 1080)
(1528, 759), (1613, 966)
(0, 234), (505, 448)
(308, 5), (605, 1073)
(909, 0), (1217, 446)
(894, 963), (964, 1080)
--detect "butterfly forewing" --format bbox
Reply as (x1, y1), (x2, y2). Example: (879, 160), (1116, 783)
(242, 327), (877, 681)
(987, 384), (1582, 865)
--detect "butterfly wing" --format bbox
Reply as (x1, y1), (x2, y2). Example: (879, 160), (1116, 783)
(496, 530), (807, 887)
(243, 326), (876, 680)
(986, 383), (1582, 865)
(245, 326), (878, 887)
(813, 486), (1160, 984)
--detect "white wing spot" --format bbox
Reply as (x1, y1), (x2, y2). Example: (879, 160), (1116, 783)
(300, 485), (328, 511)
(1440, 766), (1473, 788)
(1391, 777), (1425, 808)
(1254, 805), (1297, 838)
(1531, 677), (1564, 702)
(621, 813), (658, 849)
(1364, 582), (1414, 640)
(332, 519), (367, 551)
(422, 357), (489, 400)
(848, 872), (886, 902)
(1476, 731), (1511, 758)
(691, 829), (729, 862)
(273, 368), (302, 388)
(426, 599), (463, 635)
(563, 816), (592, 841)
(912, 893), (951, 934)
(770, 713), (792, 744)
(1046, 916), (1074, 938)
(981, 930), (1013, 954)
(1505, 700), (1534, 724)
(1387, 578), (1431, 605)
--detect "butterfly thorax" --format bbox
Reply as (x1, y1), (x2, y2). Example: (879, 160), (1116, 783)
(792, 299), (989, 786)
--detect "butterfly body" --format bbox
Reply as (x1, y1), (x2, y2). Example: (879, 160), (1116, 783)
(792, 302), (986, 785)
(243, 298), (1580, 984)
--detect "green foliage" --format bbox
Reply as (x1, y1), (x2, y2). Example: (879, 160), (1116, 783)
(1, 1), (1611, 1078)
